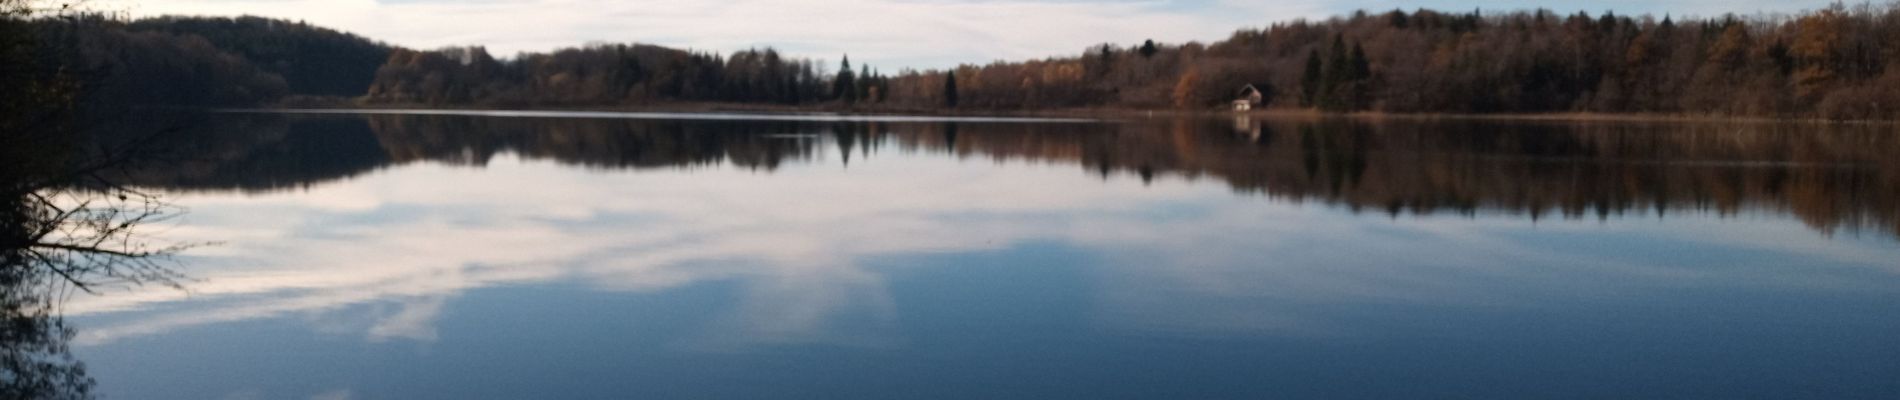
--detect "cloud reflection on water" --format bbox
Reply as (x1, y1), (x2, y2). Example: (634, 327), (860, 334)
(66, 138), (1900, 349)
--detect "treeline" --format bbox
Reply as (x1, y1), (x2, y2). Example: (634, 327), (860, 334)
(877, 3), (1900, 119)
(26, 13), (883, 108)
(363, 45), (877, 106)
(23, 4), (1900, 119)
(361, 3), (1900, 119)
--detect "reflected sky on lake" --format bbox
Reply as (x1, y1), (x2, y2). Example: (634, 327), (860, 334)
(67, 113), (1900, 399)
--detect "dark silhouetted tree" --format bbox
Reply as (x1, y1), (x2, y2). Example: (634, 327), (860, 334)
(1346, 41), (1371, 109)
(1300, 49), (1322, 106)
(943, 71), (958, 108)
(835, 55), (857, 104)
(1321, 34), (1350, 110)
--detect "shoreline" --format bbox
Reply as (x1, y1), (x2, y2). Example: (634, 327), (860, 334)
(262, 99), (1897, 125)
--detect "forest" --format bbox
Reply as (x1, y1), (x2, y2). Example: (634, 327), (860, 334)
(19, 14), (390, 107)
(13, 3), (1900, 119)
(360, 45), (871, 107)
(878, 2), (1900, 119)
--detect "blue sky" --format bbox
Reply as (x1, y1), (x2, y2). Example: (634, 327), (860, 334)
(103, 0), (1836, 70)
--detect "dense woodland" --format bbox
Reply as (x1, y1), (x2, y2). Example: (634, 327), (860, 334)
(15, 3), (1900, 119)
(19, 15), (381, 107)
(877, 2), (1900, 119)
(125, 16), (392, 97)
(362, 45), (870, 106)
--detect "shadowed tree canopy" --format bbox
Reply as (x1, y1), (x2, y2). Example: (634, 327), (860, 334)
(126, 16), (392, 96)
(31, 15), (290, 108)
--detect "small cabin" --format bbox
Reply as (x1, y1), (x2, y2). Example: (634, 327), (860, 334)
(1232, 84), (1268, 111)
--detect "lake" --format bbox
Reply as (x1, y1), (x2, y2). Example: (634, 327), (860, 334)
(62, 111), (1900, 399)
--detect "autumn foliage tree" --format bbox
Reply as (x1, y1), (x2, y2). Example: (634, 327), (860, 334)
(871, 3), (1900, 119)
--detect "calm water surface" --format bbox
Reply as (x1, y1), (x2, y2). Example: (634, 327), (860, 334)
(68, 111), (1900, 399)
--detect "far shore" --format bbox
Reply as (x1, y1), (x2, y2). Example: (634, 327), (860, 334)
(262, 98), (1898, 125)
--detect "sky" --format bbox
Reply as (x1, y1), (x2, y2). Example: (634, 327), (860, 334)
(98, 0), (1836, 70)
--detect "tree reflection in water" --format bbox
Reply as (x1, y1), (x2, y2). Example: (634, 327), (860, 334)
(115, 112), (1900, 239)
(8, 110), (1899, 397)
(1, 147), (92, 399)
(6, 3), (189, 395)
(2, 69), (191, 400)
(1, 135), (195, 399)
(0, 260), (94, 400)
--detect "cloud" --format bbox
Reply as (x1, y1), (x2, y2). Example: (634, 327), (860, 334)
(366, 295), (450, 341)
(309, 389), (353, 400)
(64, 153), (1196, 345)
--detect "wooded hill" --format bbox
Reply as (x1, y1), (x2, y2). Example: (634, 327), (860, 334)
(25, 3), (1900, 119)
(28, 15), (392, 107)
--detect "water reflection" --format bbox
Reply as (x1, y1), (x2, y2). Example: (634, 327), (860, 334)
(63, 112), (1900, 398)
(3, 114), (198, 399)
(0, 267), (91, 399)
(112, 112), (1900, 237)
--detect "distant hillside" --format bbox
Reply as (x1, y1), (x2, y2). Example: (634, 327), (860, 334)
(128, 16), (392, 97)
(59, 17), (288, 107)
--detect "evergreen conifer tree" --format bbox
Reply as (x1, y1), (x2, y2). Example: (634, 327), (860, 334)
(1301, 49), (1323, 106)
(943, 72), (959, 108)
(834, 55), (857, 103)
